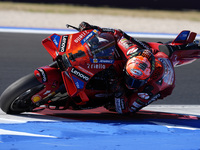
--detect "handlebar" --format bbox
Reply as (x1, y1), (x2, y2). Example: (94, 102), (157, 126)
(66, 24), (80, 31)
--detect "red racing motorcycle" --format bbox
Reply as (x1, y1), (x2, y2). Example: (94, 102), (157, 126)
(0, 25), (200, 114)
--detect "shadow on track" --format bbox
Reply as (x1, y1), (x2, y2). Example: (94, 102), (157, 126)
(9, 107), (200, 129)
(29, 107), (200, 123)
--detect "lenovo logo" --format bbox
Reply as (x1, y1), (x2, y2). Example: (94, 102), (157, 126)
(59, 35), (68, 52)
(71, 67), (90, 82)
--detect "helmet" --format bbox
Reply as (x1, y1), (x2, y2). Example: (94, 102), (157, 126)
(125, 50), (154, 89)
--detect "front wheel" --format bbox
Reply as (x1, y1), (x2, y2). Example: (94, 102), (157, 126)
(0, 73), (44, 114)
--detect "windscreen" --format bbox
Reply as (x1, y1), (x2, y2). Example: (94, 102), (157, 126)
(86, 32), (115, 61)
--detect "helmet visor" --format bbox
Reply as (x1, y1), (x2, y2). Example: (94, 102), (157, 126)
(125, 72), (146, 89)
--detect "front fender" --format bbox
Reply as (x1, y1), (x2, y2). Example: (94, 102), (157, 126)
(34, 65), (62, 85)
(32, 65), (63, 103)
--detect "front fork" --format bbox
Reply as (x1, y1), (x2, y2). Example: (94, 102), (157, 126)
(32, 62), (65, 105)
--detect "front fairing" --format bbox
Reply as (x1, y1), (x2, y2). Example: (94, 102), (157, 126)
(43, 29), (116, 103)
(42, 34), (62, 60)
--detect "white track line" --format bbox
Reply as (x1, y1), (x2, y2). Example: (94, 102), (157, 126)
(143, 105), (200, 117)
(150, 121), (200, 130)
(0, 129), (57, 138)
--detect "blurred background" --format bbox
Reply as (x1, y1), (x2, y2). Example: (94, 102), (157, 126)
(0, 0), (200, 33)
(1, 0), (200, 10)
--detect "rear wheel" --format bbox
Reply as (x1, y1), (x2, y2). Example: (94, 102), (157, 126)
(0, 73), (44, 114)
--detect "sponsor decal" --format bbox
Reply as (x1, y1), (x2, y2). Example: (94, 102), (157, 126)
(138, 93), (150, 100)
(132, 101), (143, 108)
(158, 58), (174, 85)
(50, 34), (60, 48)
(31, 95), (42, 103)
(98, 59), (114, 64)
(87, 63), (106, 70)
(130, 100), (144, 112)
(127, 47), (138, 56)
(147, 93), (161, 105)
(102, 28), (114, 32)
(81, 30), (98, 45)
(115, 97), (125, 114)
(136, 98), (145, 105)
(74, 30), (89, 43)
(90, 58), (114, 64)
(130, 106), (137, 112)
(37, 68), (47, 83)
(120, 38), (134, 49)
(72, 76), (84, 89)
(77, 66), (94, 76)
(93, 58), (98, 63)
(130, 69), (143, 76)
(139, 62), (148, 71)
(59, 35), (68, 52)
(71, 67), (90, 82)
(43, 90), (51, 95)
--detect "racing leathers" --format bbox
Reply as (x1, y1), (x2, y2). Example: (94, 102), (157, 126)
(114, 47), (175, 114)
(79, 21), (175, 114)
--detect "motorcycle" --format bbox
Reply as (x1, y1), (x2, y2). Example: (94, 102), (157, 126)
(0, 24), (199, 114)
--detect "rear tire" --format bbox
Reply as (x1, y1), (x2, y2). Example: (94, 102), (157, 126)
(0, 73), (43, 114)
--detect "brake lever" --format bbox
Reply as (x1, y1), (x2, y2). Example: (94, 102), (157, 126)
(66, 24), (80, 31)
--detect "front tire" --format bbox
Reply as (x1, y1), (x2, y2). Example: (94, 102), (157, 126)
(0, 73), (43, 114)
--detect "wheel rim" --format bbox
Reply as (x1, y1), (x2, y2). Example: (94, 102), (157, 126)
(10, 85), (44, 112)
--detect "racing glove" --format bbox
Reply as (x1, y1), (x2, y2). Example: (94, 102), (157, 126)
(113, 82), (130, 114)
(79, 21), (101, 31)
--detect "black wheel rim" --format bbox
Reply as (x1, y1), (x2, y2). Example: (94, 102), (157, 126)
(10, 85), (44, 112)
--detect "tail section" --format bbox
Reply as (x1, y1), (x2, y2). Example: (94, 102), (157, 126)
(172, 30), (197, 45)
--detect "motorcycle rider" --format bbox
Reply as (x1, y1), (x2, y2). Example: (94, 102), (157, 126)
(79, 21), (175, 114)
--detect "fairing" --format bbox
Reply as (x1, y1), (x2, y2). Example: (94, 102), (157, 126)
(41, 29), (116, 104)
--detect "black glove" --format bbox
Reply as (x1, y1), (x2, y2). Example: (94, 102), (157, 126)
(79, 21), (102, 32)
(79, 21), (92, 31)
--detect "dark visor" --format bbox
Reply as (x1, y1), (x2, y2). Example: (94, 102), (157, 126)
(125, 72), (147, 89)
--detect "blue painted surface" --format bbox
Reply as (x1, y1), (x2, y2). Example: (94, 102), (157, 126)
(0, 117), (200, 150)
